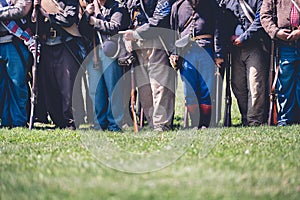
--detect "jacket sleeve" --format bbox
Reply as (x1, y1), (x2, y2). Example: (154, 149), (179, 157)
(169, 1), (178, 54)
(213, 0), (224, 59)
(170, 0), (176, 31)
(260, 0), (279, 39)
(238, 0), (264, 42)
(48, 0), (78, 27)
(0, 0), (32, 20)
(136, 0), (174, 39)
(93, 6), (124, 35)
(78, 11), (94, 40)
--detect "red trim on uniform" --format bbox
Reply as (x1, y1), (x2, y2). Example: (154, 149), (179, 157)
(200, 104), (212, 115)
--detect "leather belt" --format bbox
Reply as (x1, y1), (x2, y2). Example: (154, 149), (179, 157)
(0, 31), (9, 37)
(191, 34), (213, 41)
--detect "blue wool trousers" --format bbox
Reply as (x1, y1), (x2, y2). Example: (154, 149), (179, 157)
(277, 43), (300, 125)
(180, 42), (214, 106)
(87, 49), (124, 131)
(0, 41), (29, 127)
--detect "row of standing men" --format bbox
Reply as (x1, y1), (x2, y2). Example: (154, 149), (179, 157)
(0, 0), (299, 130)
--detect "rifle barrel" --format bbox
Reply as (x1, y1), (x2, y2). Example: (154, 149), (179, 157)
(223, 52), (232, 127)
(130, 64), (138, 133)
(268, 41), (277, 126)
(29, 8), (40, 130)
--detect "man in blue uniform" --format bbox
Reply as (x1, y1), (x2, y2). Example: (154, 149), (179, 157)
(0, 0), (32, 128)
(170, 0), (224, 128)
(79, 0), (128, 131)
(35, 0), (81, 130)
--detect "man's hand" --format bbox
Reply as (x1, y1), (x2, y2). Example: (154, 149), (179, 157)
(233, 38), (242, 47)
(231, 35), (242, 47)
(124, 39), (133, 52)
(287, 29), (300, 41)
(169, 54), (181, 70)
(86, 3), (95, 15)
(31, 0), (41, 22)
(89, 16), (96, 25)
(215, 58), (224, 68)
(25, 37), (41, 63)
(33, 0), (40, 8)
(276, 29), (292, 41)
(119, 30), (135, 41)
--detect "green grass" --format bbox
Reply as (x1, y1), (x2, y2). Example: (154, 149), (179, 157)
(1, 126), (299, 199)
(1, 79), (300, 199)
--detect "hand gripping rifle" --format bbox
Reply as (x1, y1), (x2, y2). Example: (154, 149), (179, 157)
(268, 40), (279, 126)
(92, 0), (103, 69)
(29, 5), (40, 130)
(118, 47), (138, 133)
(119, 45), (140, 133)
(79, 0), (101, 69)
(223, 52), (232, 127)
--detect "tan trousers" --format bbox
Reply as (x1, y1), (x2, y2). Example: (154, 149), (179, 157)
(134, 39), (176, 130)
(231, 43), (269, 125)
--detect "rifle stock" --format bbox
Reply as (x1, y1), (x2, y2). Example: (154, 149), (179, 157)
(130, 63), (138, 133)
(223, 52), (232, 127)
(268, 40), (278, 126)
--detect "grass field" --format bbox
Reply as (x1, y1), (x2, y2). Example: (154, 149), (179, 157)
(1, 79), (300, 199)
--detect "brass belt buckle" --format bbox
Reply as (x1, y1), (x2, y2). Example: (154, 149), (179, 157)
(50, 28), (57, 38)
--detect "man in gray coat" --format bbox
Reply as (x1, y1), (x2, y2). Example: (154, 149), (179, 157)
(120, 0), (176, 131)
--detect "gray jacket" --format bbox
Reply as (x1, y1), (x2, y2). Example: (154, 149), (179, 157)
(260, 0), (300, 39)
(127, 0), (175, 40)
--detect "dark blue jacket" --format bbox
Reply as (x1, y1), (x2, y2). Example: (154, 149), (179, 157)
(222, 0), (266, 43)
(79, 0), (129, 41)
(170, 0), (223, 58)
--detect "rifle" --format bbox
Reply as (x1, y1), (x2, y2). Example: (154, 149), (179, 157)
(92, 31), (101, 69)
(78, 0), (101, 69)
(223, 52), (232, 127)
(29, 6), (40, 130)
(117, 43), (141, 132)
(214, 64), (222, 127)
(129, 60), (139, 133)
(268, 40), (279, 126)
(92, 0), (103, 69)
